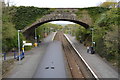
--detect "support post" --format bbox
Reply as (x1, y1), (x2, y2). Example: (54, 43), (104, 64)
(3, 53), (6, 60)
(18, 30), (21, 64)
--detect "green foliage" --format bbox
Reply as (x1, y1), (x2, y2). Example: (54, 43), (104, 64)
(64, 24), (78, 35)
(2, 6), (25, 52)
(97, 8), (118, 27)
(76, 26), (91, 46)
(76, 7), (119, 67)
(76, 27), (86, 40)
(36, 23), (63, 40)
(76, 7), (110, 22)
(64, 24), (91, 45)
(24, 46), (33, 51)
(2, 6), (16, 52)
(2, 6), (53, 52)
(94, 8), (119, 66)
(11, 6), (51, 30)
(99, 2), (118, 8)
(2, 22), (16, 39)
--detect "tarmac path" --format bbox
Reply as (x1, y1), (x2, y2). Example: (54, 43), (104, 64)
(33, 41), (67, 78)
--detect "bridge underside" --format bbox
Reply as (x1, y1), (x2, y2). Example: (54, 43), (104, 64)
(23, 19), (89, 41)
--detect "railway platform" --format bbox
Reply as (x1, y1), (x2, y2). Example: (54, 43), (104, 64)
(65, 34), (119, 79)
(3, 32), (56, 78)
(33, 41), (67, 78)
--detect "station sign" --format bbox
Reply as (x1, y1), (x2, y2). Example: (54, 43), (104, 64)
(24, 43), (32, 46)
(23, 41), (26, 44)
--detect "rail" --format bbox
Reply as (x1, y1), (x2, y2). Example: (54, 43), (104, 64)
(64, 34), (99, 80)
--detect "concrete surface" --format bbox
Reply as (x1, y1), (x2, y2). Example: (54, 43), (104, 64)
(66, 34), (119, 78)
(33, 41), (67, 78)
(4, 32), (56, 78)
(43, 32), (56, 43)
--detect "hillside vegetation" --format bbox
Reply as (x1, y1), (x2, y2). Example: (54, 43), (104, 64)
(11, 6), (52, 29)
(75, 8), (119, 68)
(2, 6), (53, 52)
(36, 23), (63, 40)
(94, 8), (119, 67)
(76, 7), (110, 23)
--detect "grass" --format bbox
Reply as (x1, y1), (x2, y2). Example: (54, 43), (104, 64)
(2, 59), (15, 76)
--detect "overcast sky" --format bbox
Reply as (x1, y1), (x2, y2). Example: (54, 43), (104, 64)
(5, 0), (108, 8)
(49, 21), (75, 25)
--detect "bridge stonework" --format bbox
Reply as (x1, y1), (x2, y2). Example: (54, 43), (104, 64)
(22, 9), (92, 39)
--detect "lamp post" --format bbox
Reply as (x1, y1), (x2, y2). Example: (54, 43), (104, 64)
(18, 30), (22, 64)
(50, 28), (53, 33)
(90, 28), (94, 46)
(47, 27), (48, 35)
(92, 28), (93, 46)
(79, 36), (82, 43)
(35, 28), (37, 42)
(44, 28), (45, 38)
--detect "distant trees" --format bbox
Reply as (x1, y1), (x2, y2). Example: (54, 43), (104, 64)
(64, 24), (81, 37)
(99, 1), (118, 8)
(36, 23), (63, 40)
(63, 24), (92, 45)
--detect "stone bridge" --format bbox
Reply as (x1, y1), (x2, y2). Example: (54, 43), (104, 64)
(22, 9), (92, 38)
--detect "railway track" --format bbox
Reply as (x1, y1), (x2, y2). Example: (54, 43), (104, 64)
(54, 32), (97, 79)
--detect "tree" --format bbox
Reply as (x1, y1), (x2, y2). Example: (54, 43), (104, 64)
(99, 2), (118, 8)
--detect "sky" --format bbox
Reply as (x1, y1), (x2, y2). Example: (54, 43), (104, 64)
(49, 21), (75, 25)
(5, 0), (108, 8)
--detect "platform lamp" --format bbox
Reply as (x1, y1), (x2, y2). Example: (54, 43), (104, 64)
(35, 28), (37, 42)
(18, 30), (22, 64)
(90, 28), (94, 46)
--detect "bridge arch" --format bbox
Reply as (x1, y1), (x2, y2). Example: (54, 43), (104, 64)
(22, 9), (92, 39)
(22, 19), (89, 38)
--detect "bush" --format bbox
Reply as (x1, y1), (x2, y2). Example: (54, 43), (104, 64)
(11, 6), (51, 30)
(94, 8), (119, 66)
(76, 7), (110, 22)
